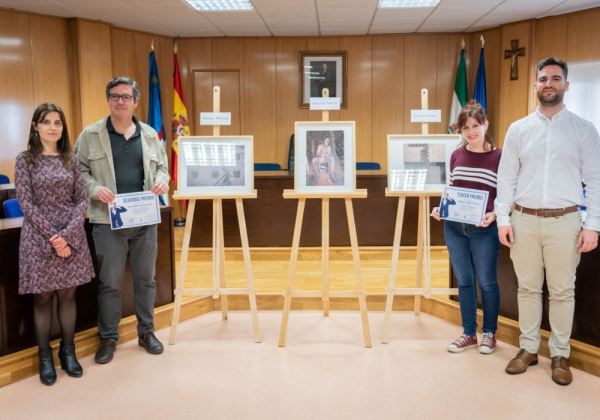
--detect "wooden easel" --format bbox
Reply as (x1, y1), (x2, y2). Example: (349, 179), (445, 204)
(169, 86), (261, 344)
(278, 89), (372, 348)
(381, 88), (459, 344)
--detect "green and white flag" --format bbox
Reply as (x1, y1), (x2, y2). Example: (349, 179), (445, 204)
(449, 48), (467, 132)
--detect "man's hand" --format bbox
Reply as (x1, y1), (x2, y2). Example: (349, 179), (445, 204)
(477, 212), (496, 228)
(95, 187), (115, 203)
(498, 225), (514, 248)
(49, 234), (68, 250)
(151, 180), (169, 195)
(577, 229), (598, 253)
(430, 207), (441, 221)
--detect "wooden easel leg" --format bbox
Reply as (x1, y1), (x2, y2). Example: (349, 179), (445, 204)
(169, 199), (196, 345)
(382, 197), (406, 344)
(217, 199), (228, 320)
(321, 198), (330, 317)
(424, 197), (432, 298)
(414, 197), (425, 315)
(345, 198), (372, 348)
(278, 198), (306, 347)
(212, 199), (219, 300)
(235, 198), (261, 343)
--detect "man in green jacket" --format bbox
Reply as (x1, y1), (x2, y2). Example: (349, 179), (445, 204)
(75, 76), (169, 364)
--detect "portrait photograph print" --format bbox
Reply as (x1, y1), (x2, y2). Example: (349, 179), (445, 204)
(387, 134), (460, 192)
(177, 136), (254, 195)
(295, 121), (355, 193)
(300, 51), (347, 108)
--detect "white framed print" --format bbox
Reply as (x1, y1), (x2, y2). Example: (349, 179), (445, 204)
(294, 121), (355, 193)
(177, 136), (254, 196)
(387, 134), (461, 193)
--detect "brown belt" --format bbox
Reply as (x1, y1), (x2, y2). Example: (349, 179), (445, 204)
(514, 204), (579, 218)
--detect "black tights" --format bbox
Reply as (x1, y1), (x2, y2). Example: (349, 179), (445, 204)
(33, 286), (78, 349)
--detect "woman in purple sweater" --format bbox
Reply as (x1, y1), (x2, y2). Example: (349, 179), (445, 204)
(431, 101), (501, 354)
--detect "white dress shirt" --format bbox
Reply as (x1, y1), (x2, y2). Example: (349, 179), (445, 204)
(495, 106), (600, 231)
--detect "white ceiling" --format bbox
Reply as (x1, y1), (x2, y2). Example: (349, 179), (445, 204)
(0, 0), (598, 37)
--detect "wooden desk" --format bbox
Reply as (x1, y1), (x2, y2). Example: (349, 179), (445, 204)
(0, 208), (175, 356)
(189, 172), (445, 247)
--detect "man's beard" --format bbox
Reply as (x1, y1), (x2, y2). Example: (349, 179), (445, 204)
(537, 89), (564, 106)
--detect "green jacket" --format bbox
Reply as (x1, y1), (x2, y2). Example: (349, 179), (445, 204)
(75, 116), (169, 224)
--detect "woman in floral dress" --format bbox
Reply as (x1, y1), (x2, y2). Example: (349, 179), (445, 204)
(15, 103), (94, 385)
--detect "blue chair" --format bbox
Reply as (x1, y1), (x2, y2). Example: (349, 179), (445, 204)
(356, 162), (381, 170)
(3, 198), (23, 218)
(0, 174), (9, 184)
(254, 163), (282, 171)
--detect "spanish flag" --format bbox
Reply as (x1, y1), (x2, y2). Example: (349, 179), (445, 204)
(171, 46), (190, 189)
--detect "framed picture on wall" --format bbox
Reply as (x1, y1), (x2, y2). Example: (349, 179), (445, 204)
(294, 121), (355, 193)
(177, 136), (254, 195)
(299, 51), (347, 108)
(387, 134), (461, 193)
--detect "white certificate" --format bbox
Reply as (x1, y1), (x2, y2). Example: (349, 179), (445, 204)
(440, 186), (489, 226)
(108, 192), (161, 230)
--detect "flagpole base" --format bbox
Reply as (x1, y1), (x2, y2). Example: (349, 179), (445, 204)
(174, 217), (186, 227)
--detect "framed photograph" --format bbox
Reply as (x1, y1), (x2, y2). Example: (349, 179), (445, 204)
(294, 121), (355, 193)
(387, 134), (461, 193)
(177, 136), (254, 195)
(299, 51), (347, 108)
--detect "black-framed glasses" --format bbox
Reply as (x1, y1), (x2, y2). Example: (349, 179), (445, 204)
(108, 93), (134, 102)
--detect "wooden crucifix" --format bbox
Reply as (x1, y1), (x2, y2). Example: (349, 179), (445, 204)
(504, 39), (525, 80)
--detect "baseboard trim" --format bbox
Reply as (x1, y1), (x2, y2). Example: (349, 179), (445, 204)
(1, 294), (599, 387)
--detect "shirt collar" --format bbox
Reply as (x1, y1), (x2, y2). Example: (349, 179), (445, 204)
(106, 115), (142, 137)
(535, 105), (567, 121)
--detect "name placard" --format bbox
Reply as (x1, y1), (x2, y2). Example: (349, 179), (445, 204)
(309, 97), (341, 110)
(410, 109), (442, 123)
(200, 112), (232, 126)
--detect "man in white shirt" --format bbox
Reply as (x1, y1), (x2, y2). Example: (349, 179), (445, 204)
(495, 57), (600, 386)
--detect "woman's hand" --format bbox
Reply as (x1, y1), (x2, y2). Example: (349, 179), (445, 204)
(430, 207), (441, 221)
(49, 234), (68, 250)
(477, 212), (496, 227)
(56, 245), (71, 258)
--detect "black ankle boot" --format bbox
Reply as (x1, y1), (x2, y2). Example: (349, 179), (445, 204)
(59, 342), (83, 378)
(38, 348), (57, 386)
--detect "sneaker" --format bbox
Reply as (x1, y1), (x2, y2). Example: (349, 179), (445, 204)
(447, 334), (478, 353)
(479, 332), (496, 354)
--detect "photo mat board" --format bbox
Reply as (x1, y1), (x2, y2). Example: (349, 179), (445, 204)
(387, 134), (461, 192)
(300, 51), (347, 108)
(177, 136), (254, 195)
(294, 121), (356, 193)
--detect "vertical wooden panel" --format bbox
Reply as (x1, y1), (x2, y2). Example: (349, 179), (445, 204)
(211, 38), (243, 69)
(275, 38), (308, 168)
(213, 71), (241, 135)
(534, 15), (568, 61)
(192, 71), (213, 136)
(497, 21), (534, 146)
(179, 38), (211, 135)
(567, 7), (600, 62)
(242, 38), (277, 163)
(436, 34), (467, 134)
(372, 35), (404, 171)
(76, 19), (113, 126)
(111, 28), (136, 82)
(0, 10), (34, 178)
(29, 15), (73, 138)
(340, 36), (372, 161)
(403, 35), (437, 134)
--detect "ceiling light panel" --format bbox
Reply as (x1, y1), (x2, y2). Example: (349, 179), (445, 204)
(378, 0), (440, 8)
(184, 0), (254, 12)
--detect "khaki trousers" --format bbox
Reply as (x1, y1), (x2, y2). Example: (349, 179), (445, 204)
(510, 210), (581, 358)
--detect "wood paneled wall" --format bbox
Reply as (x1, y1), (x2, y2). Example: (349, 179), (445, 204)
(2, 6), (600, 179)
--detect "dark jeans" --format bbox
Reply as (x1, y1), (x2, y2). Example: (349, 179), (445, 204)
(92, 224), (158, 340)
(444, 220), (500, 336)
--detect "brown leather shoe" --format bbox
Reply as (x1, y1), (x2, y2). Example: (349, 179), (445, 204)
(505, 349), (538, 374)
(551, 356), (573, 386)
